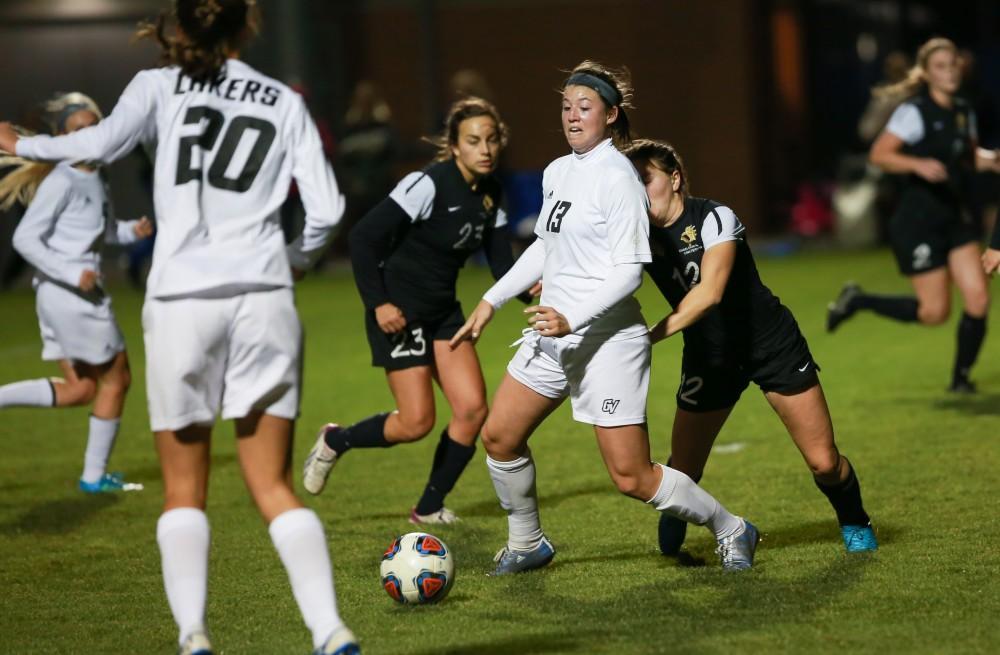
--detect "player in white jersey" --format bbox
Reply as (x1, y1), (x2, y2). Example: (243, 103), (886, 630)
(0, 2), (359, 654)
(451, 61), (759, 574)
(0, 92), (153, 493)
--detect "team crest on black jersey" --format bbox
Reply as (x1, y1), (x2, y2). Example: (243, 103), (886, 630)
(483, 195), (494, 212)
(680, 225), (698, 245)
(956, 112), (966, 133)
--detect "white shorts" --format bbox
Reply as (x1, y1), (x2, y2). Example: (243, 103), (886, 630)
(506, 330), (650, 427)
(143, 288), (302, 432)
(35, 280), (125, 366)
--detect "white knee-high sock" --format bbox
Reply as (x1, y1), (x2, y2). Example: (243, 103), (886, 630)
(646, 463), (743, 540)
(0, 379), (54, 408)
(269, 508), (343, 649)
(487, 453), (543, 551)
(81, 415), (120, 483)
(157, 508), (210, 645)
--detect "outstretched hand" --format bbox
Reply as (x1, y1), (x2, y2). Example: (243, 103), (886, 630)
(449, 299), (495, 349)
(983, 248), (1000, 276)
(0, 122), (18, 154)
(525, 304), (571, 337)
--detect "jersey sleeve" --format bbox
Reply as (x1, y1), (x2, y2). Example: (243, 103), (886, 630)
(532, 164), (554, 240)
(17, 70), (159, 165)
(285, 94), (345, 270)
(701, 206), (745, 251)
(388, 172), (436, 221)
(602, 172), (652, 264)
(11, 171), (86, 286)
(885, 102), (924, 144)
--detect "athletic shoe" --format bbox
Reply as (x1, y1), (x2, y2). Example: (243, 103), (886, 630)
(947, 378), (977, 394)
(303, 424), (340, 495)
(826, 282), (861, 333)
(313, 626), (360, 655)
(79, 472), (125, 494)
(491, 535), (555, 576)
(657, 512), (688, 556)
(841, 523), (878, 552)
(715, 520), (759, 571)
(178, 631), (213, 655)
(409, 506), (460, 525)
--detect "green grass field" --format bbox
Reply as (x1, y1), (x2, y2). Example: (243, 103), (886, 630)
(1, 249), (998, 654)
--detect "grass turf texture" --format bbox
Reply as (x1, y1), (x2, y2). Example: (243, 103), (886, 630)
(0, 249), (997, 654)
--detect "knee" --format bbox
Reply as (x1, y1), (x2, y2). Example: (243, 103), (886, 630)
(62, 378), (97, 406)
(918, 301), (950, 325)
(481, 420), (516, 459)
(807, 450), (842, 481)
(101, 368), (132, 399)
(965, 290), (990, 318)
(610, 471), (650, 500)
(394, 409), (435, 442)
(452, 401), (488, 431)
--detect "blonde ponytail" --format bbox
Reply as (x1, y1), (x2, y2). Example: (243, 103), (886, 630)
(874, 37), (957, 103)
(0, 126), (54, 211)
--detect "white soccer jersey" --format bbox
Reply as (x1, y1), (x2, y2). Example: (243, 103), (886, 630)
(533, 138), (651, 341)
(17, 59), (344, 299)
(12, 162), (139, 287)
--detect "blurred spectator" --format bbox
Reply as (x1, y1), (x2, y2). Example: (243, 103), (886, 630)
(331, 80), (398, 258)
(449, 69), (495, 103)
(282, 82), (336, 247)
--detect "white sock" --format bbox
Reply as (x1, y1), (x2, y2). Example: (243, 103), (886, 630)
(0, 378), (54, 408)
(81, 415), (120, 483)
(157, 508), (210, 645)
(487, 453), (543, 551)
(646, 463), (743, 541)
(269, 508), (343, 649)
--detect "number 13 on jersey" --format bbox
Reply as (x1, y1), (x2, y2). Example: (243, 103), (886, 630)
(545, 200), (572, 233)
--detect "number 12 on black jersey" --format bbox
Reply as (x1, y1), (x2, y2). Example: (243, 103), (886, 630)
(545, 200), (572, 233)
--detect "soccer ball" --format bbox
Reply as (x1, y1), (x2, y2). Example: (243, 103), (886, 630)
(380, 532), (455, 604)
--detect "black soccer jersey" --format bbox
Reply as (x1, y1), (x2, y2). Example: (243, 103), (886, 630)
(350, 159), (514, 320)
(890, 90), (977, 209)
(645, 197), (791, 361)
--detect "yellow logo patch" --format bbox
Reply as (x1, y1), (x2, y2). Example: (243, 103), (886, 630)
(483, 195), (494, 212)
(680, 225), (697, 245)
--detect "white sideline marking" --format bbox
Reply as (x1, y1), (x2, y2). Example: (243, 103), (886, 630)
(712, 442), (747, 454)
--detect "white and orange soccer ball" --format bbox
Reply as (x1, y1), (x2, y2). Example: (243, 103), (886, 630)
(380, 532), (455, 604)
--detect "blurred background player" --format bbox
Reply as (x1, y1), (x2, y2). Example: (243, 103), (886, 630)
(625, 138), (877, 555)
(0, 1), (360, 653)
(452, 61), (759, 574)
(827, 37), (1000, 393)
(0, 91), (153, 493)
(304, 97), (531, 525)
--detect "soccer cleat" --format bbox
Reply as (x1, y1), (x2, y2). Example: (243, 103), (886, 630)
(79, 472), (126, 494)
(409, 506), (460, 525)
(947, 377), (977, 394)
(491, 535), (555, 576)
(313, 626), (360, 655)
(178, 631), (213, 655)
(841, 523), (878, 552)
(303, 424), (340, 495)
(826, 282), (861, 333)
(657, 512), (689, 556)
(715, 520), (759, 571)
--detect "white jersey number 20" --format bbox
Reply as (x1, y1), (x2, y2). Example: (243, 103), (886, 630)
(176, 105), (276, 192)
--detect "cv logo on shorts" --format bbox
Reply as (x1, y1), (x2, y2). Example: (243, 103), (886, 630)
(602, 399), (621, 414)
(680, 225), (697, 245)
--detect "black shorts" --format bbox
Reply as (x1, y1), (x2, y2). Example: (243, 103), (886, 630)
(365, 303), (465, 371)
(676, 320), (820, 413)
(889, 194), (978, 276)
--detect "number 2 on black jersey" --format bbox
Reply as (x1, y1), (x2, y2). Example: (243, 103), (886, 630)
(545, 200), (572, 233)
(176, 105), (276, 192)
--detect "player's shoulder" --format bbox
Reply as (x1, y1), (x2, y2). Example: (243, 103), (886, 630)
(43, 162), (77, 189)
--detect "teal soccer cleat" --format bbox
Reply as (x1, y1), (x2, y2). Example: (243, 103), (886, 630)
(841, 523), (878, 552)
(716, 520), (759, 571)
(491, 535), (556, 576)
(79, 472), (126, 494)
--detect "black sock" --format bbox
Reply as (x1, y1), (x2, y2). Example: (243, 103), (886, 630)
(853, 293), (919, 323)
(953, 312), (986, 383)
(414, 429), (476, 515)
(325, 413), (390, 455)
(814, 459), (870, 526)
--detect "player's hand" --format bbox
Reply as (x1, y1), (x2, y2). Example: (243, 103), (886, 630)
(526, 305), (571, 337)
(375, 302), (407, 334)
(527, 280), (543, 297)
(449, 299), (494, 349)
(913, 158), (947, 183)
(78, 269), (99, 292)
(0, 122), (18, 154)
(982, 248), (1000, 275)
(133, 216), (154, 239)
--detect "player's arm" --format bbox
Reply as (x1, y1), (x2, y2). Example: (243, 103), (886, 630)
(869, 104), (946, 182)
(482, 217), (535, 303)
(7, 73), (156, 165)
(285, 96), (344, 275)
(12, 173), (94, 289)
(348, 198), (412, 333)
(648, 242), (736, 344)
